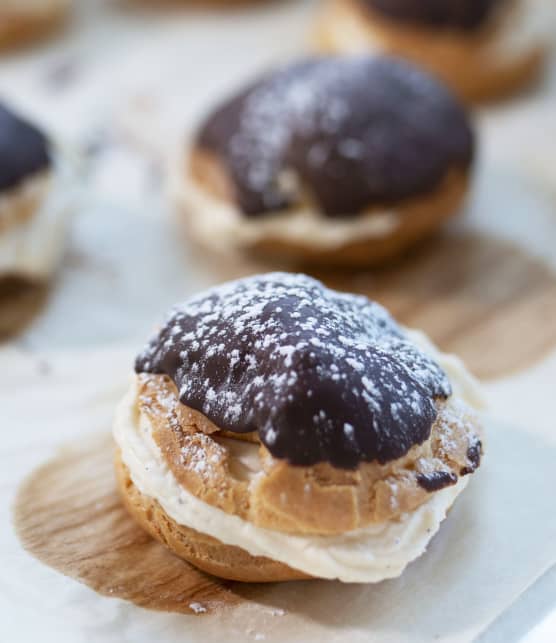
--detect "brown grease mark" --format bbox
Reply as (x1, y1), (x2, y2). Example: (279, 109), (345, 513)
(13, 434), (252, 615)
(0, 277), (48, 339)
(314, 233), (556, 380)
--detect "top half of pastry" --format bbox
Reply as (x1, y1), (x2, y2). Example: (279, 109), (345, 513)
(177, 56), (475, 266)
(118, 273), (484, 538)
(315, 0), (552, 102)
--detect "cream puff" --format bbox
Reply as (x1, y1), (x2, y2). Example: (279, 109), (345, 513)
(0, 0), (70, 49)
(114, 273), (484, 583)
(175, 56), (475, 267)
(0, 103), (74, 332)
(315, 0), (550, 102)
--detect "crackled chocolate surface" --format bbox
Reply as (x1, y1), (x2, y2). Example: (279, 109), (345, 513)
(196, 56), (474, 218)
(0, 104), (51, 193)
(361, 0), (504, 30)
(136, 273), (452, 469)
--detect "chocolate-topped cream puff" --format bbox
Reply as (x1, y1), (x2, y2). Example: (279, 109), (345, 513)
(114, 273), (484, 583)
(175, 56), (474, 267)
(316, 0), (550, 101)
(0, 0), (70, 48)
(0, 103), (74, 327)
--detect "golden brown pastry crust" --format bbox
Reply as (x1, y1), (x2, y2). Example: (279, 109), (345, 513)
(115, 452), (309, 583)
(182, 148), (471, 268)
(0, 1), (70, 49)
(136, 373), (483, 536)
(315, 0), (546, 102)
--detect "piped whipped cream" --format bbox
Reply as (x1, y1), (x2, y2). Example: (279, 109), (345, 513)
(114, 332), (482, 583)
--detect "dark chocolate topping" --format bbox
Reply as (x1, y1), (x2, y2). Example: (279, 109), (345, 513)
(136, 273), (452, 469)
(361, 0), (504, 30)
(416, 470), (458, 492)
(196, 56), (474, 218)
(0, 103), (51, 193)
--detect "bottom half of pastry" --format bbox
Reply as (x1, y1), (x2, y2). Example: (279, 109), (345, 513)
(116, 454), (310, 582)
(315, 0), (549, 102)
(113, 369), (483, 583)
(0, 0), (70, 49)
(174, 151), (471, 268)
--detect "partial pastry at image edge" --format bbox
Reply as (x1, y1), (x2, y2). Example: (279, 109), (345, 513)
(174, 55), (475, 267)
(314, 0), (551, 102)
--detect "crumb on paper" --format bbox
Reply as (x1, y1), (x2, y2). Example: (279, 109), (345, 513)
(189, 601), (207, 614)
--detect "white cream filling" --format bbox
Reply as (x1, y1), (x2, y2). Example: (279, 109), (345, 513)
(114, 334), (482, 583)
(173, 165), (401, 252)
(322, 0), (553, 67)
(0, 160), (76, 281)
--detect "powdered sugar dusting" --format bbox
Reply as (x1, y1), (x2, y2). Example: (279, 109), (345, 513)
(136, 273), (452, 469)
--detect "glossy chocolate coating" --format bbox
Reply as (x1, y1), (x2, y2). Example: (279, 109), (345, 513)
(416, 470), (458, 492)
(136, 273), (452, 469)
(461, 437), (483, 475)
(0, 104), (51, 192)
(362, 0), (503, 30)
(196, 56), (474, 218)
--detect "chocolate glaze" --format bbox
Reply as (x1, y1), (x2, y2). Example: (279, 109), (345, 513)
(0, 103), (51, 193)
(416, 470), (458, 492)
(196, 56), (474, 218)
(361, 0), (504, 30)
(136, 273), (452, 469)
(461, 438), (483, 475)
